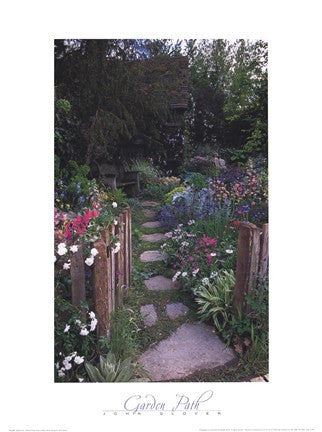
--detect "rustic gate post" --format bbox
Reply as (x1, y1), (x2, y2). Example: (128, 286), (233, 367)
(92, 237), (111, 337)
(124, 208), (131, 289)
(102, 227), (116, 315)
(115, 213), (125, 307)
(70, 244), (86, 308)
(233, 222), (261, 313)
(128, 207), (132, 286)
(258, 223), (269, 284)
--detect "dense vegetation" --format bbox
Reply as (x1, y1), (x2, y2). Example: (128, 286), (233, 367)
(55, 39), (267, 173)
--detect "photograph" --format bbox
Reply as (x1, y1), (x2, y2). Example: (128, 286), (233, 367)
(54, 38), (268, 383)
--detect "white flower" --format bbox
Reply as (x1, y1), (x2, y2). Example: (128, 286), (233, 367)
(90, 248), (98, 257)
(57, 243), (68, 256)
(74, 355), (84, 365)
(64, 324), (70, 333)
(70, 245), (78, 253)
(188, 219), (195, 225)
(63, 262), (71, 270)
(62, 359), (72, 370)
(90, 318), (98, 331)
(65, 355), (73, 362)
(54, 256), (57, 263)
(112, 202), (117, 208)
(192, 268), (200, 277)
(225, 249), (234, 254)
(182, 272), (188, 277)
(85, 256), (94, 266)
(78, 377), (84, 382)
(75, 319), (81, 326)
(55, 362), (60, 369)
(112, 241), (121, 254)
(182, 241), (189, 247)
(113, 219), (118, 225)
(80, 328), (89, 336)
(210, 252), (217, 257)
(89, 311), (95, 319)
(202, 277), (209, 285)
(165, 232), (173, 238)
(58, 369), (65, 377)
(210, 271), (218, 278)
(172, 271), (181, 282)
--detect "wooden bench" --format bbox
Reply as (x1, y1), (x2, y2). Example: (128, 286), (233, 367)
(95, 162), (140, 196)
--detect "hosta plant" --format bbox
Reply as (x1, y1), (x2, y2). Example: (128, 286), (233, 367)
(85, 352), (149, 382)
(195, 270), (235, 332)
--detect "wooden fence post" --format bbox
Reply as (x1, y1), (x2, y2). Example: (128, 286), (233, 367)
(258, 223), (269, 284)
(128, 207), (132, 286)
(70, 244), (86, 308)
(115, 213), (125, 307)
(233, 222), (261, 313)
(103, 227), (116, 315)
(124, 208), (130, 289)
(92, 238), (111, 337)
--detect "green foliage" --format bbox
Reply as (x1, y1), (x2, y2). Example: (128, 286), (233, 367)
(54, 297), (97, 362)
(129, 158), (161, 186)
(55, 40), (182, 167)
(55, 159), (95, 210)
(192, 211), (232, 239)
(195, 270), (235, 332)
(141, 182), (171, 201)
(108, 308), (140, 360)
(187, 39), (267, 160)
(109, 188), (128, 208)
(184, 172), (208, 189)
(56, 98), (71, 115)
(85, 352), (148, 382)
(164, 186), (186, 203)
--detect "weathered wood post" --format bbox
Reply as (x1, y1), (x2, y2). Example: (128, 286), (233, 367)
(124, 208), (131, 289)
(115, 213), (125, 307)
(233, 222), (261, 313)
(103, 226), (116, 315)
(92, 237), (111, 337)
(70, 245), (86, 308)
(258, 223), (269, 284)
(128, 207), (132, 286)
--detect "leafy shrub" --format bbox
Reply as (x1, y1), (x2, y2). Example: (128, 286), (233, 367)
(55, 159), (96, 211)
(141, 182), (172, 201)
(109, 188), (128, 208)
(158, 187), (227, 228)
(129, 158), (161, 186)
(156, 176), (181, 186)
(183, 172), (209, 189)
(195, 270), (235, 332)
(164, 186), (186, 203)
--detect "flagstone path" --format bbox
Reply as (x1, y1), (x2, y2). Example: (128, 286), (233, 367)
(137, 200), (237, 381)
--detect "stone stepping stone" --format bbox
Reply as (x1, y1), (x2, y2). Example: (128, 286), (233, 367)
(138, 323), (236, 381)
(143, 208), (157, 218)
(141, 221), (161, 228)
(140, 250), (168, 262)
(140, 304), (158, 327)
(144, 275), (177, 291)
(141, 201), (159, 207)
(141, 233), (166, 242)
(166, 302), (189, 319)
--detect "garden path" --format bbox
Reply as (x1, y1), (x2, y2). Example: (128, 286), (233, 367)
(136, 200), (237, 381)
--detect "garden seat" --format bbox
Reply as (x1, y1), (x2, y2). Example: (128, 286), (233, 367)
(95, 162), (140, 196)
